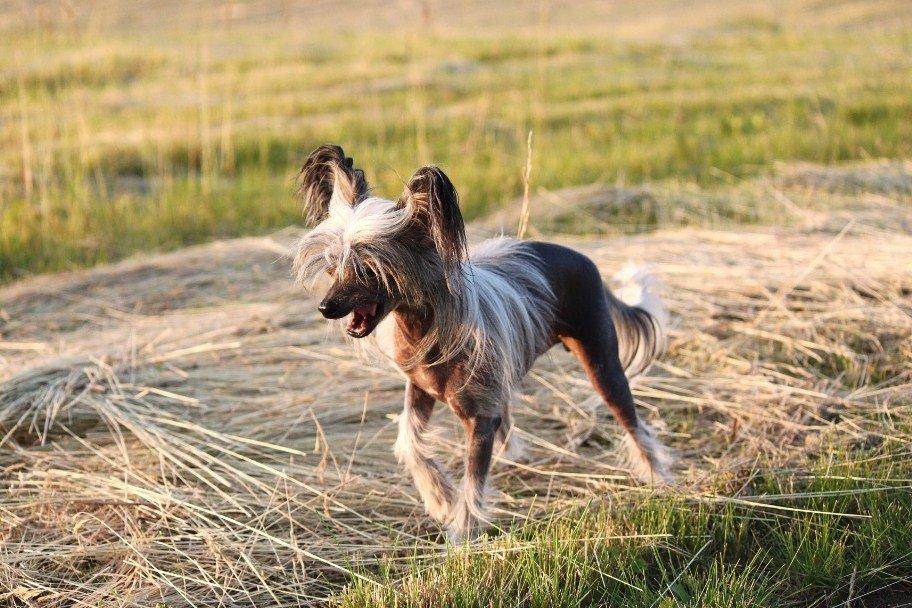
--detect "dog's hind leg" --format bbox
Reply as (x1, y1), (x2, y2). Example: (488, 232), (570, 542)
(448, 408), (501, 541)
(561, 333), (673, 484)
(394, 381), (456, 522)
(494, 401), (527, 462)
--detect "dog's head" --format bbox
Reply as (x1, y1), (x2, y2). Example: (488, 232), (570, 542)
(293, 145), (467, 338)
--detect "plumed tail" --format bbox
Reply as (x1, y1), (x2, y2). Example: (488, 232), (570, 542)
(608, 262), (668, 381)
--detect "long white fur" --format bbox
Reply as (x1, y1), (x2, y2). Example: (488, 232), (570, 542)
(613, 262), (668, 329)
(295, 196), (412, 285)
(621, 422), (674, 485)
(447, 475), (492, 541)
(456, 237), (555, 396)
(393, 395), (455, 522)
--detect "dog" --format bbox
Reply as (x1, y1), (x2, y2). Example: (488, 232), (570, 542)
(292, 145), (672, 541)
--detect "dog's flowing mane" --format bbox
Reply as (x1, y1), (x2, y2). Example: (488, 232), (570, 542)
(454, 239), (555, 390)
(293, 194), (555, 392)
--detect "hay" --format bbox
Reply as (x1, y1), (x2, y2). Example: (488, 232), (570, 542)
(1, 187), (911, 606)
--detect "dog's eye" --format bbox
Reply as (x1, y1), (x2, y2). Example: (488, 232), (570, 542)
(360, 268), (380, 284)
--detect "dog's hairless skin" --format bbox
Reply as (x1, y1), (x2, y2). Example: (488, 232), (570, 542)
(293, 145), (672, 541)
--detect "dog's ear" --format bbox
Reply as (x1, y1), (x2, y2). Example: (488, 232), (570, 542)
(399, 166), (467, 280)
(296, 144), (369, 225)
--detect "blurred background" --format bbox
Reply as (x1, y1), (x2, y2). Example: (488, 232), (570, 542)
(2, 0), (911, 278)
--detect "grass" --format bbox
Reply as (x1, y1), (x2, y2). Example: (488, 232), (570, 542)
(340, 451), (912, 607)
(3, 1), (912, 278)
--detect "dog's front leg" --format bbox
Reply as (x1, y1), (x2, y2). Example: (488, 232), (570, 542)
(448, 409), (501, 542)
(394, 380), (457, 523)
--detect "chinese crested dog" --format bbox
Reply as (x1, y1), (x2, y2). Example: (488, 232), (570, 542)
(293, 145), (672, 541)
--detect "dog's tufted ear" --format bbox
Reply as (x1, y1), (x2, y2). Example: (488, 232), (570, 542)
(296, 144), (369, 225)
(399, 166), (467, 283)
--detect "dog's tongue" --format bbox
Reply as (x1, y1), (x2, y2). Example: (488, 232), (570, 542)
(347, 302), (378, 334)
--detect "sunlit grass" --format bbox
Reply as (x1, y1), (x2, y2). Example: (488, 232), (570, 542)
(2, 5), (912, 279)
(339, 451), (912, 607)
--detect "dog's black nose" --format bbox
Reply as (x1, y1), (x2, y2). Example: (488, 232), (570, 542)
(318, 300), (344, 319)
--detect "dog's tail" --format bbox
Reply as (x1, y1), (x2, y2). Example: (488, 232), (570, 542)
(608, 262), (668, 382)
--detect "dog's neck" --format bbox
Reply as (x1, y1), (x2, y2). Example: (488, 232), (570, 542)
(385, 285), (467, 371)
(384, 303), (454, 372)
(390, 305), (433, 344)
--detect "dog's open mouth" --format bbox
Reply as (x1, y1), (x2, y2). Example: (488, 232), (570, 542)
(346, 302), (379, 338)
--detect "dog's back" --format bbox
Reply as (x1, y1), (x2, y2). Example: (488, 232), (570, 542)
(511, 240), (667, 379)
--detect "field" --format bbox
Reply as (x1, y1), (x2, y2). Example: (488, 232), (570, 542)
(2, 165), (911, 606)
(2, 1), (912, 607)
(3, 0), (912, 278)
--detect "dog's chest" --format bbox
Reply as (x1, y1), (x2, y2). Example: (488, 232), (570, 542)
(374, 315), (451, 401)
(374, 315), (399, 361)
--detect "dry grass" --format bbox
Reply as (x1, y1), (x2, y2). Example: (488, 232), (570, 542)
(1, 163), (910, 606)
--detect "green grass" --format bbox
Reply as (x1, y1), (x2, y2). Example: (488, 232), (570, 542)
(339, 449), (912, 607)
(2, 2), (912, 279)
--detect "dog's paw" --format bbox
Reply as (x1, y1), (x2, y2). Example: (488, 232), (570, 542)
(445, 493), (494, 542)
(423, 492), (454, 523)
(622, 423), (675, 486)
(445, 500), (477, 543)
